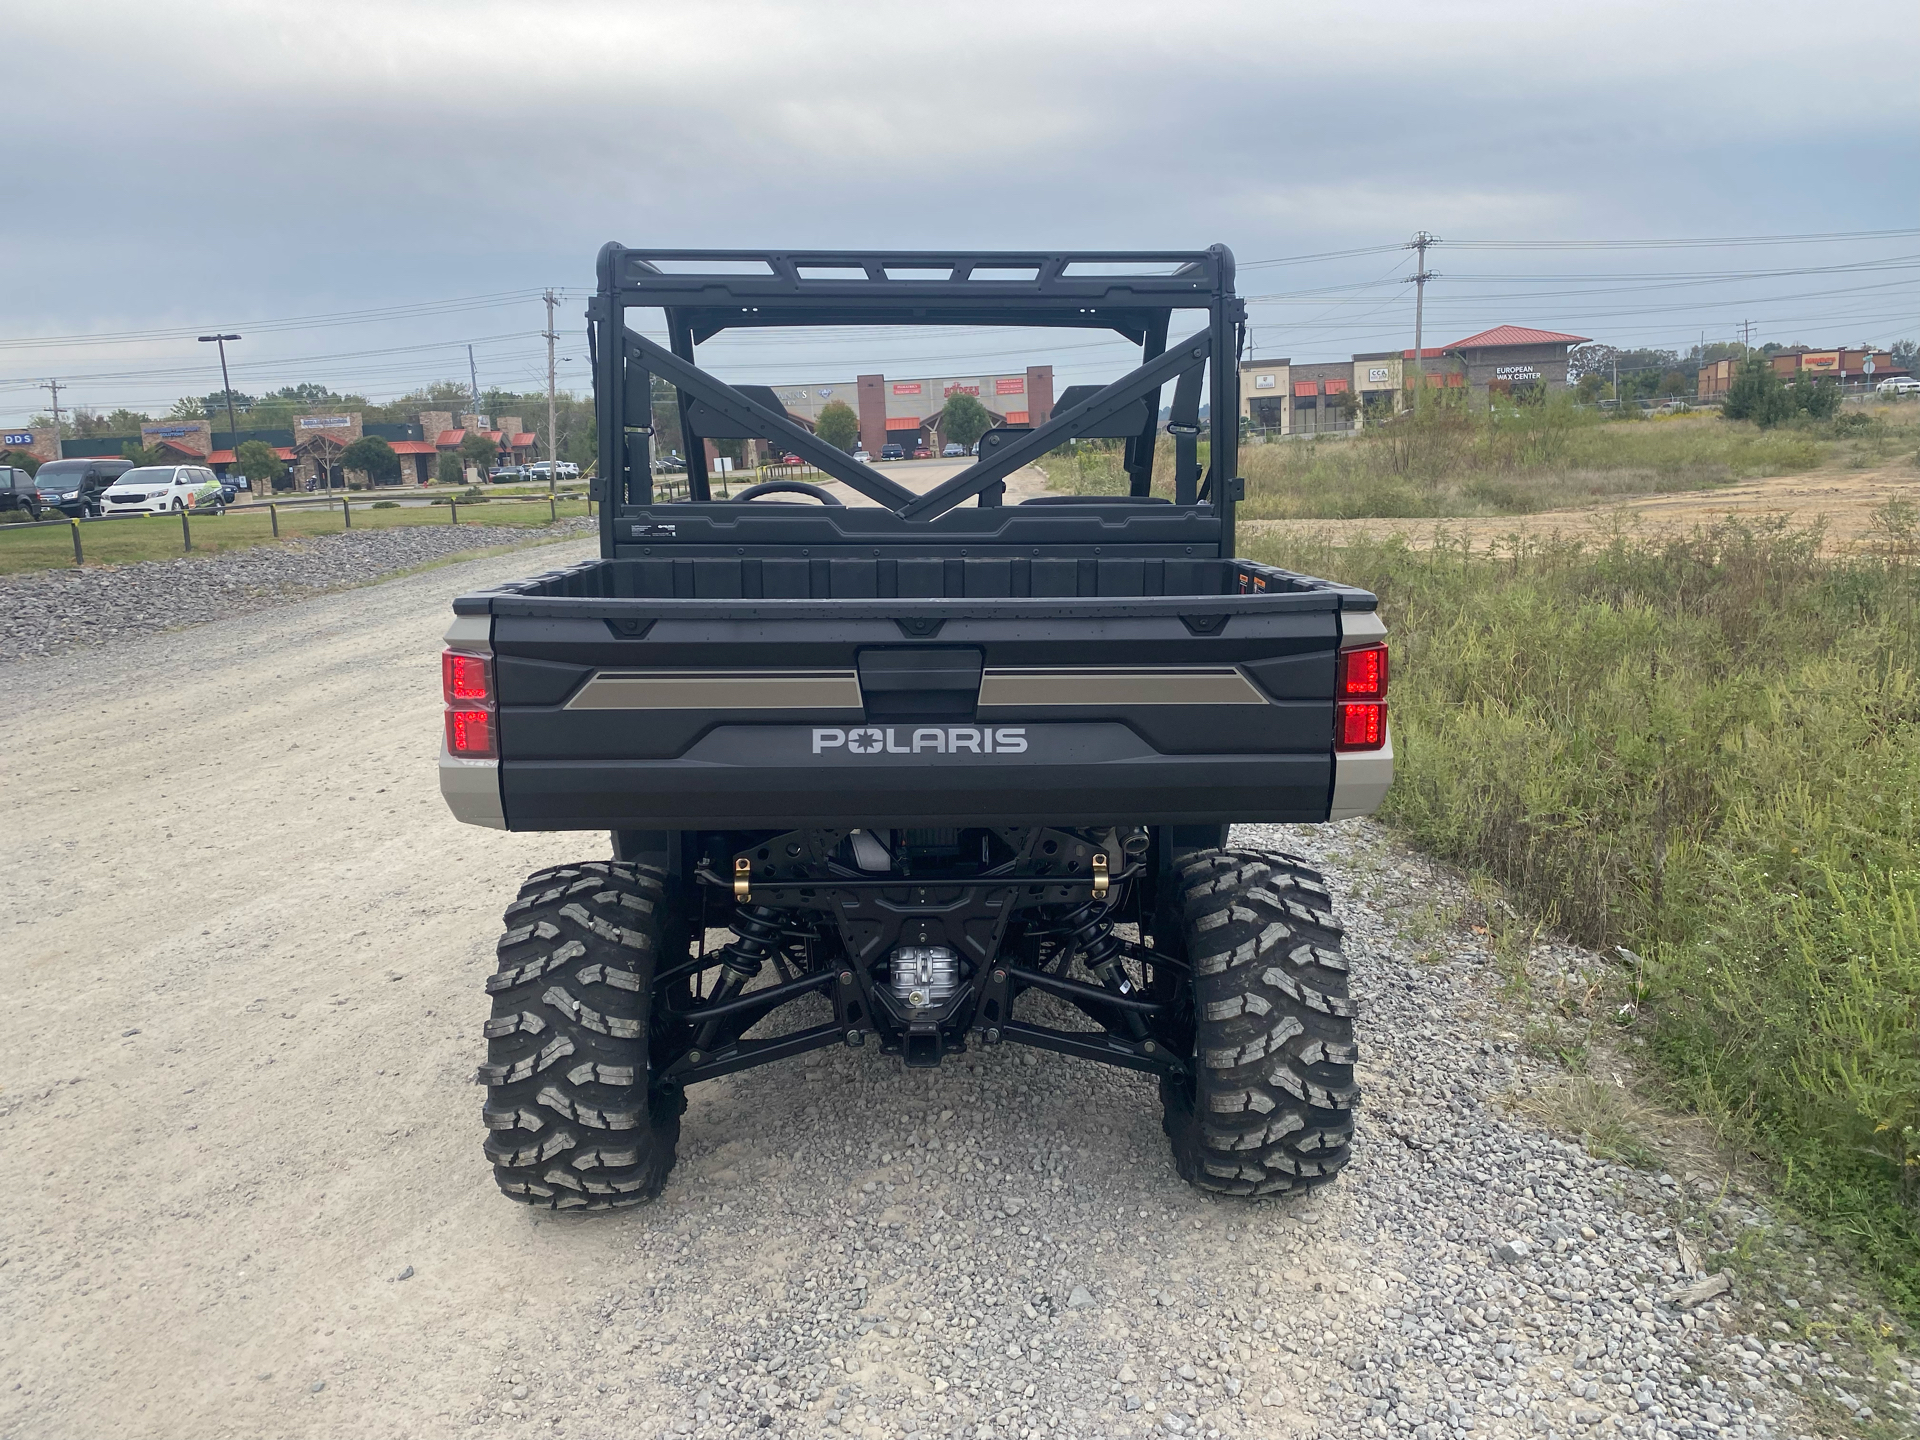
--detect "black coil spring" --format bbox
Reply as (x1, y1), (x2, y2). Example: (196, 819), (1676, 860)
(1051, 896), (1122, 973)
(718, 903), (786, 977)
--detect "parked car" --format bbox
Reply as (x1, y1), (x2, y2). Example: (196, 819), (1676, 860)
(526, 461), (583, 481)
(911, 446), (932, 459)
(942, 442), (965, 457)
(488, 465), (527, 483)
(100, 465), (225, 516)
(778, 453), (804, 467)
(652, 453), (686, 473)
(31, 458), (132, 517)
(852, 448), (873, 463)
(879, 443), (906, 461)
(0, 465), (45, 520)
(1877, 376), (1920, 396)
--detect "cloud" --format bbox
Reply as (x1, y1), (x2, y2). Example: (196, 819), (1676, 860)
(2, 0), (1916, 410)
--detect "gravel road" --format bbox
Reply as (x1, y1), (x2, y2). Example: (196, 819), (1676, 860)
(1, 544), (1907, 1440)
(0, 515), (594, 662)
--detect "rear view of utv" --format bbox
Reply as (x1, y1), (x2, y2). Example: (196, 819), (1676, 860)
(439, 243), (1392, 1209)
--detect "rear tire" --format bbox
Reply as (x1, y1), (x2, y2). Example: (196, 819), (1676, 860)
(477, 860), (687, 1209)
(1160, 848), (1359, 1196)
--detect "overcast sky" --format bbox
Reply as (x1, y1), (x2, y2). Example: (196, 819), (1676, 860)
(4, 0), (1917, 419)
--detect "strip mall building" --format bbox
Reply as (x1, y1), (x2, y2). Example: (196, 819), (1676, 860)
(1239, 326), (1589, 435)
(8, 410), (538, 485)
(766, 367), (1055, 457)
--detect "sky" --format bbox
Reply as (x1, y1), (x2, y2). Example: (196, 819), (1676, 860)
(3, 0), (1917, 421)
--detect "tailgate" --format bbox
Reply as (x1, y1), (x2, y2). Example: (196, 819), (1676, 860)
(474, 569), (1366, 830)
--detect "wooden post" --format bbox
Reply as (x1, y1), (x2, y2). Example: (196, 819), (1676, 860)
(270, 503), (279, 537)
(181, 507), (192, 552)
(450, 499), (458, 525)
(342, 496), (352, 529)
(71, 519), (83, 566)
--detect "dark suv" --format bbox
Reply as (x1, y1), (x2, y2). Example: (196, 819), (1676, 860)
(29, 458), (132, 518)
(0, 465), (45, 519)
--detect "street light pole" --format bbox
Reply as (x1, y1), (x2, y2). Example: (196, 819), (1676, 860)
(198, 333), (243, 488)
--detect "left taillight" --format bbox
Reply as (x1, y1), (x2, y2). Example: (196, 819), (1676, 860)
(442, 649), (495, 756)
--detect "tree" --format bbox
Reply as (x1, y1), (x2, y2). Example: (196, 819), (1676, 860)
(815, 400), (858, 452)
(3, 449), (39, 476)
(339, 435), (401, 486)
(1892, 339), (1918, 373)
(234, 440), (285, 492)
(1723, 356), (1797, 428)
(167, 396), (207, 420)
(202, 389), (255, 417)
(940, 392), (993, 450)
(121, 442), (170, 466)
(1789, 372), (1841, 420)
(1567, 344), (1617, 381)
(459, 430), (500, 478)
(436, 452), (466, 485)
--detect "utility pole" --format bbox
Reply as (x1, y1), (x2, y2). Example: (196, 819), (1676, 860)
(468, 344), (482, 425)
(198, 334), (243, 480)
(1406, 231), (1439, 411)
(544, 290), (559, 495)
(1740, 318), (1754, 350)
(38, 379), (63, 457)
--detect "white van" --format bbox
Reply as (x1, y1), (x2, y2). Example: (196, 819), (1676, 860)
(101, 465), (225, 516)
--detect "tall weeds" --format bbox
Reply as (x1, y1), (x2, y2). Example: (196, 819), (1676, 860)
(1242, 520), (1920, 1315)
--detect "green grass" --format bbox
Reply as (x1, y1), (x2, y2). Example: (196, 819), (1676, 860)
(1241, 519), (1920, 1321)
(0, 496), (590, 575)
(1038, 396), (1920, 518)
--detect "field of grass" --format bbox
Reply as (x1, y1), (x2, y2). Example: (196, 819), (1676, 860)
(1241, 519), (1920, 1319)
(0, 495), (590, 576)
(1040, 396), (1920, 518)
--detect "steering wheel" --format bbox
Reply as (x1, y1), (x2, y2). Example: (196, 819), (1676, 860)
(730, 480), (843, 506)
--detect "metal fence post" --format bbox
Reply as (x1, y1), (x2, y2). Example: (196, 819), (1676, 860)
(270, 503), (279, 537)
(181, 507), (192, 552)
(71, 519), (82, 566)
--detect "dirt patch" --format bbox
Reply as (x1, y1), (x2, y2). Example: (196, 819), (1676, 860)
(1244, 462), (1920, 554)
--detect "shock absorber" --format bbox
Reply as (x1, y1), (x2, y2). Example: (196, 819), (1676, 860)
(1052, 893), (1149, 1040)
(693, 902), (786, 1051)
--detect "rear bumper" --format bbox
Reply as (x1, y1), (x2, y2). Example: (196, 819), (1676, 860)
(496, 722), (1336, 829)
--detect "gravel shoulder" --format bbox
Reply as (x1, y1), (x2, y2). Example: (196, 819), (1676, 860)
(0, 545), (1910, 1440)
(0, 516), (596, 663)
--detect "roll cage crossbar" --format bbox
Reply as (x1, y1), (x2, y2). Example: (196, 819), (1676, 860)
(588, 244), (1247, 556)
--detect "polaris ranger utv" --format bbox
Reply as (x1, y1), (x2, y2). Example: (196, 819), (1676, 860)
(440, 244), (1391, 1209)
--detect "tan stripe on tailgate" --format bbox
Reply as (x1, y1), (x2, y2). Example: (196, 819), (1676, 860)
(977, 667), (1268, 706)
(566, 670), (864, 710)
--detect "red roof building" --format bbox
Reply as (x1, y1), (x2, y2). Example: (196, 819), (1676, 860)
(1440, 325), (1590, 393)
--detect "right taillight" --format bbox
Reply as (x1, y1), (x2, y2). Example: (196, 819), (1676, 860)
(1336, 700), (1386, 750)
(1337, 642), (1387, 697)
(442, 649), (495, 756)
(1335, 641), (1388, 751)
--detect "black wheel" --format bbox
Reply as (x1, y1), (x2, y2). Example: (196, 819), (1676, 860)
(476, 860), (688, 1210)
(1159, 848), (1358, 1196)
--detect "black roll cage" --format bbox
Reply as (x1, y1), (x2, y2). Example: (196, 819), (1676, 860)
(588, 244), (1247, 557)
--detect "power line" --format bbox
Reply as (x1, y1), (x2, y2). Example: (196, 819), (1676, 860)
(1445, 227), (1920, 250)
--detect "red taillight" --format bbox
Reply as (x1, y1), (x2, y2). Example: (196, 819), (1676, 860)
(446, 708), (495, 757)
(442, 650), (492, 704)
(1336, 701), (1386, 750)
(1338, 642), (1388, 698)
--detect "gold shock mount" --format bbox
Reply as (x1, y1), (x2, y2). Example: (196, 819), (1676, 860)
(733, 856), (752, 902)
(1091, 852), (1109, 898)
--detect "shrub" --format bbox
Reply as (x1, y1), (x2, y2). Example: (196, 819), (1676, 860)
(1244, 519), (1920, 1317)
